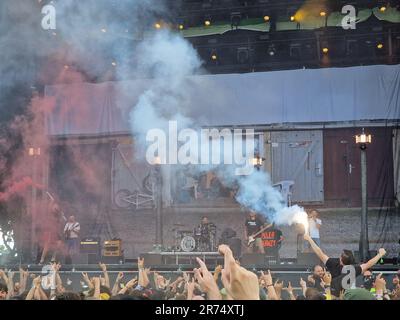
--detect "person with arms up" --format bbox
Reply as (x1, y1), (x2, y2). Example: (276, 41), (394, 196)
(304, 233), (386, 297)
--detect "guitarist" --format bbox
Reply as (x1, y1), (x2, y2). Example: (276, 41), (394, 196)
(244, 211), (271, 254)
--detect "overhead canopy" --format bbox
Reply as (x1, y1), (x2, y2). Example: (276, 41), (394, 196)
(180, 7), (400, 38)
(45, 64), (400, 136)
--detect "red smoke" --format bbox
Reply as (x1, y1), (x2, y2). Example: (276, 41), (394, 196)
(0, 176), (44, 202)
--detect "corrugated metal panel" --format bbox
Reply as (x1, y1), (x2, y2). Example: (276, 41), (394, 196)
(270, 130), (324, 202)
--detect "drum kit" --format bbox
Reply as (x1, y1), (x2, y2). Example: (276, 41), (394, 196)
(172, 223), (217, 252)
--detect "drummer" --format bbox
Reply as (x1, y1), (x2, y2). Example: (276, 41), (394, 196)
(194, 216), (216, 251)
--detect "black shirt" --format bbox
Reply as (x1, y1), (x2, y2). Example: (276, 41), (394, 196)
(261, 228), (283, 249)
(325, 258), (362, 296)
(245, 217), (264, 238)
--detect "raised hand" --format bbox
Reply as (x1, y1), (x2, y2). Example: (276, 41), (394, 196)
(82, 272), (90, 281)
(0, 269), (7, 280)
(219, 249), (259, 300)
(125, 277), (138, 289)
(260, 270), (273, 287)
(99, 263), (107, 272)
(183, 271), (191, 284)
(33, 275), (41, 288)
(378, 248), (386, 257)
(307, 275), (315, 285)
(138, 257), (145, 269)
(116, 272), (124, 282)
(214, 265), (223, 274)
(274, 279), (283, 292)
(300, 277), (307, 288)
(283, 281), (294, 295)
(194, 257), (221, 300)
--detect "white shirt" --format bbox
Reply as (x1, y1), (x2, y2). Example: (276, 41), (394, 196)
(308, 218), (321, 239)
(64, 222), (80, 238)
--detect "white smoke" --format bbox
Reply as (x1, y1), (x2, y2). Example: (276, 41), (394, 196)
(121, 2), (308, 230)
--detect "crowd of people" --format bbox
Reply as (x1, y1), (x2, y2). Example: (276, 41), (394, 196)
(1, 238), (399, 300)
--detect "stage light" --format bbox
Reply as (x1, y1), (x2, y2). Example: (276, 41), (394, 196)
(379, 6), (387, 12)
(355, 128), (372, 145)
(179, 24), (184, 30)
(111, 61), (117, 66)
(320, 11), (327, 17)
(154, 22), (161, 29)
(377, 43), (384, 49)
(290, 15), (295, 22)
(101, 28), (107, 33)
(263, 15), (270, 22)
(322, 47), (329, 54)
(205, 19), (211, 26)
(28, 147), (41, 156)
(211, 53), (217, 60)
(268, 44), (276, 56)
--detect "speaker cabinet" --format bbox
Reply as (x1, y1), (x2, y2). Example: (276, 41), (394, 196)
(240, 253), (265, 266)
(297, 252), (321, 266)
(88, 253), (101, 264)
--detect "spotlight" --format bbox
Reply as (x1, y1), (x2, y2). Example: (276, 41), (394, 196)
(263, 15), (270, 22)
(379, 6), (387, 12)
(111, 61), (117, 66)
(290, 15), (295, 22)
(205, 19), (211, 26)
(322, 47), (329, 54)
(320, 11), (327, 17)
(377, 43), (384, 49)
(179, 24), (184, 30)
(211, 53), (217, 60)
(154, 22), (161, 29)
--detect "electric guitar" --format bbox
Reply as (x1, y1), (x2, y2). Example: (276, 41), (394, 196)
(247, 223), (273, 246)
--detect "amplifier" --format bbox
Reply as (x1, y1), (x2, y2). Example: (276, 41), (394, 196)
(80, 237), (101, 254)
(103, 239), (122, 256)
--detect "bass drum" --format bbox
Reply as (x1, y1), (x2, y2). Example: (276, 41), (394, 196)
(180, 236), (196, 252)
